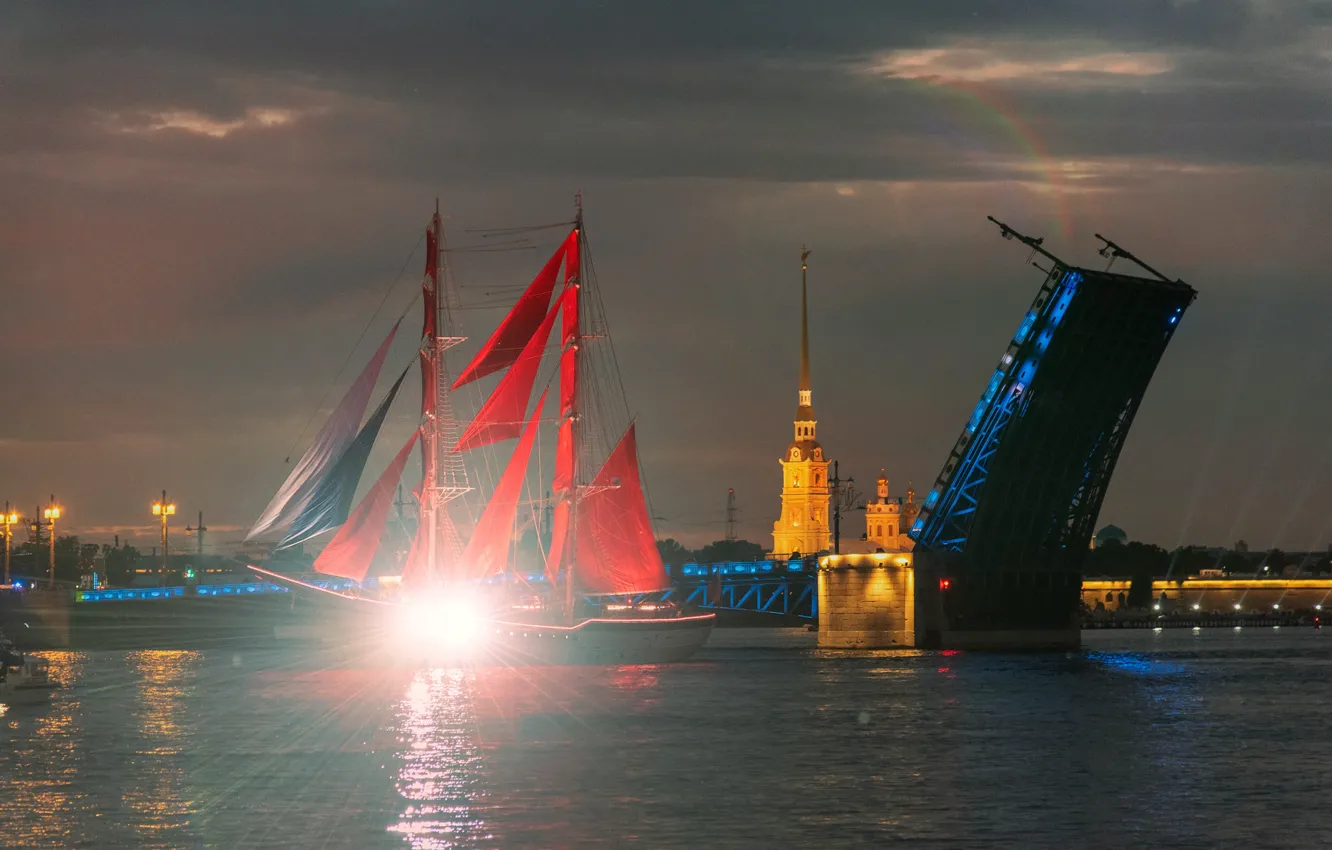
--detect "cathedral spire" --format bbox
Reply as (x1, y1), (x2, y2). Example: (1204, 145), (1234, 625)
(772, 244), (829, 559)
(798, 246), (813, 416)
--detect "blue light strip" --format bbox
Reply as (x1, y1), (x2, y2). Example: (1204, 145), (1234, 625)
(77, 587), (188, 602)
(912, 268), (1082, 551)
(676, 561), (783, 577)
(76, 576), (360, 603)
(195, 582), (290, 597)
(73, 565), (819, 605)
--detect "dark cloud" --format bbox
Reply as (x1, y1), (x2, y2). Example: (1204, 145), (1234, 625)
(5, 1), (1329, 178)
(7, 1), (1301, 68)
(1, 1), (1331, 550)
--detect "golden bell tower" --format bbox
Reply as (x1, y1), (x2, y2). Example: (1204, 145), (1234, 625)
(771, 247), (831, 558)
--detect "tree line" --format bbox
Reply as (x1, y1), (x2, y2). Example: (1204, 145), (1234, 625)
(9, 536), (138, 585)
(654, 538), (768, 566)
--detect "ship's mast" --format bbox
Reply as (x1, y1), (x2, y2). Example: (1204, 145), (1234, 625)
(563, 194), (584, 621)
(424, 200), (471, 585)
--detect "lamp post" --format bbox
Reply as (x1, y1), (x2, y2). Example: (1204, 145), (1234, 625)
(152, 491), (176, 577)
(185, 510), (206, 556)
(2, 502), (19, 585)
(828, 461), (861, 556)
(43, 496), (61, 587)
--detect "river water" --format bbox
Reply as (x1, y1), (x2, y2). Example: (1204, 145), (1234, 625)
(1, 627), (1329, 849)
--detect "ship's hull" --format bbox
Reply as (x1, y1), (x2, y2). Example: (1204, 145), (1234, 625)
(255, 567), (714, 665)
(278, 613), (715, 666)
(477, 614), (714, 665)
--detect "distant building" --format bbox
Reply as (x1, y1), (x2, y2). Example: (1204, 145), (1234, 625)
(768, 251), (919, 559)
(1092, 525), (1128, 549)
(861, 471), (918, 554)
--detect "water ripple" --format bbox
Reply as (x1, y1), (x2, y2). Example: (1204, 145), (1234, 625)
(0, 630), (1329, 847)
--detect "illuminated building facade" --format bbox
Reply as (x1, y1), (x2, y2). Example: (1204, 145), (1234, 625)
(863, 472), (919, 554)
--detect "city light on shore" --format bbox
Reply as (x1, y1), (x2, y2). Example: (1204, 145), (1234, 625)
(152, 491), (176, 576)
(43, 496), (61, 586)
(2, 502), (19, 585)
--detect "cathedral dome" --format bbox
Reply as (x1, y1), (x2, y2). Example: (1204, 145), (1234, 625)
(1093, 525), (1127, 549)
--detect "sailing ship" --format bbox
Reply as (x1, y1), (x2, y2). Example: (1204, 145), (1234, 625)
(244, 198), (714, 665)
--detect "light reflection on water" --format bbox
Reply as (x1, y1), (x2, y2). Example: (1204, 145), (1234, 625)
(123, 650), (199, 846)
(1, 630), (1331, 847)
(389, 669), (491, 848)
(1, 652), (87, 846)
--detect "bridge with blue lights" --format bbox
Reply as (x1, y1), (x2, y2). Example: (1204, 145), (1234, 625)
(71, 565), (819, 619)
(905, 220), (1197, 647)
(664, 563), (816, 619)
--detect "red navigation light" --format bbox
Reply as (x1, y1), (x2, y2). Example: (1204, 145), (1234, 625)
(939, 578), (952, 591)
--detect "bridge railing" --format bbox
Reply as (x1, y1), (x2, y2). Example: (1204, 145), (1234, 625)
(668, 559), (814, 579)
(664, 563), (817, 619)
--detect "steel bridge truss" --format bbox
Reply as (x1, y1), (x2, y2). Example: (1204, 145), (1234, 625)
(909, 228), (1197, 631)
(608, 576), (817, 619)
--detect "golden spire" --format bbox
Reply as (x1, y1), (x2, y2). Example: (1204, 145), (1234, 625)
(800, 246), (811, 395)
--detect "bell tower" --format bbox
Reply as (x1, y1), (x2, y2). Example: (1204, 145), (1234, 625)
(771, 247), (831, 558)
(864, 469), (902, 551)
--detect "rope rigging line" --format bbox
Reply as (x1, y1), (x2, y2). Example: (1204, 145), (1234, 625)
(573, 231), (656, 528)
(445, 219), (581, 529)
(280, 230), (427, 464)
(464, 220), (576, 236)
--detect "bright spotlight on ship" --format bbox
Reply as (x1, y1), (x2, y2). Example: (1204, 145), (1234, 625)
(391, 588), (490, 657)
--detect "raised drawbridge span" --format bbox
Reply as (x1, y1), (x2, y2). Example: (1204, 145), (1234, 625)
(906, 220), (1197, 648)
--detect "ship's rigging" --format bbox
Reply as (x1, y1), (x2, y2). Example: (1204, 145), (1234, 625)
(245, 198), (669, 615)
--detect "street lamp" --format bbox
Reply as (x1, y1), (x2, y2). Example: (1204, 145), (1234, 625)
(828, 461), (861, 556)
(2, 502), (19, 585)
(43, 496), (61, 587)
(152, 491), (176, 578)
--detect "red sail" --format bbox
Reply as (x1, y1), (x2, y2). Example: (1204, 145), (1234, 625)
(452, 230), (575, 388)
(422, 228), (437, 339)
(552, 416), (575, 494)
(459, 390), (546, 580)
(452, 300), (559, 453)
(311, 431), (418, 582)
(545, 500), (570, 584)
(401, 517), (427, 585)
(547, 285), (578, 583)
(565, 228), (580, 284)
(545, 415), (576, 583)
(561, 280), (579, 349)
(573, 423), (670, 594)
(557, 345), (576, 421)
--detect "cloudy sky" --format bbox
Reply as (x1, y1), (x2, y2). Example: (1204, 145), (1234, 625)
(2, 1), (1331, 553)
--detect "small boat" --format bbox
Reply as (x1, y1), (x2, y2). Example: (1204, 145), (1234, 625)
(246, 198), (713, 664)
(0, 634), (57, 706)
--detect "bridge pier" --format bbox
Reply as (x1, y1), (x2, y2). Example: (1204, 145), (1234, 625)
(913, 555), (1081, 651)
(817, 554), (914, 649)
(816, 554), (1082, 651)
